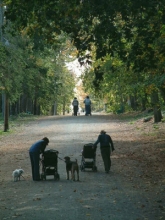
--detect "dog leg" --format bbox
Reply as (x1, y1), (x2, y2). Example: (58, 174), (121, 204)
(72, 171), (75, 181)
(77, 170), (79, 181)
(66, 170), (69, 180)
(71, 167), (76, 181)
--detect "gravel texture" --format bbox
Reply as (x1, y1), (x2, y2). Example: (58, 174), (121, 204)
(0, 113), (164, 220)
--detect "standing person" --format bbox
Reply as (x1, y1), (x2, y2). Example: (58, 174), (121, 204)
(72, 97), (79, 116)
(84, 96), (92, 116)
(29, 137), (49, 181)
(93, 130), (114, 173)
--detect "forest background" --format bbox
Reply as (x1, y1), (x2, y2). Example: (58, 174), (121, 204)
(0, 0), (165, 131)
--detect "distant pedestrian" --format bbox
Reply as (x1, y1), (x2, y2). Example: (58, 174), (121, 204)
(72, 97), (79, 116)
(84, 96), (92, 116)
(29, 137), (49, 181)
(93, 130), (114, 173)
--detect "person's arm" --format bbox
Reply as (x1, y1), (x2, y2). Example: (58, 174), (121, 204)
(109, 136), (114, 151)
(40, 142), (47, 154)
(93, 135), (100, 147)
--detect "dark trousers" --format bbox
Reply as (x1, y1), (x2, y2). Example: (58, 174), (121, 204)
(73, 106), (78, 116)
(101, 147), (111, 172)
(85, 105), (91, 115)
(29, 152), (40, 180)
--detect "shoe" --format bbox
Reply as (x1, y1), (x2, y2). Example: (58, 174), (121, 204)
(34, 178), (41, 181)
(105, 170), (109, 173)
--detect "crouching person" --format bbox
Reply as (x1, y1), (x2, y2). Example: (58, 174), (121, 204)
(29, 137), (49, 181)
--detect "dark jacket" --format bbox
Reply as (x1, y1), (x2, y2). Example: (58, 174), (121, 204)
(72, 99), (79, 106)
(84, 98), (91, 106)
(94, 133), (114, 151)
(29, 140), (47, 154)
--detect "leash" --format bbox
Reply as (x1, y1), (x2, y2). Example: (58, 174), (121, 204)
(58, 156), (65, 162)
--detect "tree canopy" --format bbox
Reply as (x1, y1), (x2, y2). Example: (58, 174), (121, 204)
(1, 0), (165, 122)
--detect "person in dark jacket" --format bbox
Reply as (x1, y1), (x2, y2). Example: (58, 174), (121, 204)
(29, 137), (49, 181)
(93, 130), (114, 173)
(72, 97), (79, 116)
(84, 96), (92, 116)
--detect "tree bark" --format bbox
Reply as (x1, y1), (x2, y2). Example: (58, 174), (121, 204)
(151, 91), (162, 123)
(141, 93), (147, 111)
(159, 87), (165, 104)
(130, 95), (138, 110)
(63, 97), (66, 115)
(33, 98), (37, 115)
(4, 93), (9, 132)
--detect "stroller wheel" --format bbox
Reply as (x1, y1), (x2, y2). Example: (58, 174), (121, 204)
(80, 165), (85, 171)
(92, 166), (97, 172)
(54, 173), (60, 180)
(41, 173), (46, 180)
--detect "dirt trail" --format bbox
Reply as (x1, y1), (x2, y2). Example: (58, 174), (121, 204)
(0, 114), (164, 220)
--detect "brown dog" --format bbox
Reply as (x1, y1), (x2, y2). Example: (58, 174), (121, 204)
(64, 156), (79, 181)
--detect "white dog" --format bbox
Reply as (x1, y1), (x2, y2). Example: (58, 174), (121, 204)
(12, 169), (24, 182)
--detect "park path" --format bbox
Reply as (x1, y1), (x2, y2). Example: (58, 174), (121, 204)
(0, 114), (164, 220)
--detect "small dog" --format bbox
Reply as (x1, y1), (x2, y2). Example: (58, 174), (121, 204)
(64, 156), (79, 181)
(12, 169), (24, 182)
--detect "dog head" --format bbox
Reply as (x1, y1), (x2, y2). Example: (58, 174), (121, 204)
(13, 169), (24, 176)
(64, 156), (70, 163)
(18, 169), (24, 175)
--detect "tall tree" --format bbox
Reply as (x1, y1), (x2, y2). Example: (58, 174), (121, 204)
(3, 0), (165, 122)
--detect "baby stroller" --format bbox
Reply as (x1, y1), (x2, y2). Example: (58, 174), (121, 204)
(40, 149), (60, 180)
(80, 143), (97, 172)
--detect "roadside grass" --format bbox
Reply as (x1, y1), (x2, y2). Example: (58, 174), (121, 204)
(0, 113), (39, 136)
(116, 111), (154, 123)
(115, 110), (165, 138)
(120, 109), (165, 125)
(0, 110), (164, 136)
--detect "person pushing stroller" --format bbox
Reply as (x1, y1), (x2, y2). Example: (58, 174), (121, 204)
(93, 130), (114, 173)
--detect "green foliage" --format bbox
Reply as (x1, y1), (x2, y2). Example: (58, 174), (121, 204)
(2, 0), (165, 120)
(0, 29), (26, 101)
(0, 20), (76, 116)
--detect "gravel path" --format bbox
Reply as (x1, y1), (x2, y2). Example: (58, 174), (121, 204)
(0, 114), (164, 220)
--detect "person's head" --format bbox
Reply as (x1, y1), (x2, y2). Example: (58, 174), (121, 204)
(86, 96), (89, 99)
(74, 97), (77, 99)
(100, 130), (106, 134)
(42, 137), (49, 145)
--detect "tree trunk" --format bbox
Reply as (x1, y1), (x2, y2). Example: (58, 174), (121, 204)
(141, 93), (147, 111)
(63, 97), (66, 115)
(10, 103), (17, 116)
(33, 98), (37, 115)
(151, 91), (162, 123)
(54, 101), (57, 115)
(130, 95), (138, 110)
(4, 93), (9, 132)
(159, 87), (165, 104)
